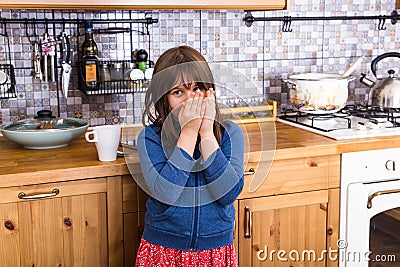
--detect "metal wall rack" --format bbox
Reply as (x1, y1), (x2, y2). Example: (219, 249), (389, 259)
(73, 18), (156, 95)
(1, 17), (158, 26)
(244, 10), (400, 32)
(0, 15), (158, 97)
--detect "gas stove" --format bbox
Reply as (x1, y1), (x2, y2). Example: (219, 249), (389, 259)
(277, 105), (400, 140)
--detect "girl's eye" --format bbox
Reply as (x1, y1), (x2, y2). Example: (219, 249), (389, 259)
(171, 90), (182, 96)
(193, 86), (202, 92)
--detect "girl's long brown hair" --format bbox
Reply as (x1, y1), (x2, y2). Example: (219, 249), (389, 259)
(142, 46), (223, 143)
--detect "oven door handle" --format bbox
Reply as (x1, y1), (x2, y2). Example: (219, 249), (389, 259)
(367, 188), (400, 209)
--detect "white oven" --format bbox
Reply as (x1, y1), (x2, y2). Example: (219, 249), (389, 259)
(340, 148), (400, 267)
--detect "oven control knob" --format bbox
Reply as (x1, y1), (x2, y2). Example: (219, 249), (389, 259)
(385, 160), (396, 171)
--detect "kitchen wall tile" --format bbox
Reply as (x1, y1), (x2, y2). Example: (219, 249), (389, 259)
(0, 1), (399, 125)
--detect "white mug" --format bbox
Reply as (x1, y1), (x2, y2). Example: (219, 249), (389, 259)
(0, 70), (8, 85)
(85, 125), (121, 162)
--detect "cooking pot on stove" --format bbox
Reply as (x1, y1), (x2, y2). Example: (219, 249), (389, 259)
(285, 73), (354, 114)
(360, 52), (400, 108)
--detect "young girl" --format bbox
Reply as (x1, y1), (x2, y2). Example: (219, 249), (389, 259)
(136, 46), (244, 267)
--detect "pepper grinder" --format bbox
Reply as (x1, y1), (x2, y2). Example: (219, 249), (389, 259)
(136, 49), (148, 72)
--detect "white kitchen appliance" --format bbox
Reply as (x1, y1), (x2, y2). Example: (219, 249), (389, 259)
(340, 148), (400, 267)
(279, 106), (400, 266)
(277, 105), (400, 140)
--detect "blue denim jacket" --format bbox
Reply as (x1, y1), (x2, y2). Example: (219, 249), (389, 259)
(136, 120), (244, 251)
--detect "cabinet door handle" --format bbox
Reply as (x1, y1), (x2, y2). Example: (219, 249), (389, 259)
(244, 168), (255, 176)
(385, 160), (396, 171)
(233, 219), (236, 240)
(367, 188), (400, 209)
(244, 206), (252, 238)
(18, 188), (60, 200)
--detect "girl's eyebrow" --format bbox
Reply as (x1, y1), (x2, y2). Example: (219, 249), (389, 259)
(173, 83), (194, 90)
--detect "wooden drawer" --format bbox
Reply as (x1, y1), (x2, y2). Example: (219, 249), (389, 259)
(239, 154), (340, 199)
(0, 177), (110, 267)
(0, 178), (107, 204)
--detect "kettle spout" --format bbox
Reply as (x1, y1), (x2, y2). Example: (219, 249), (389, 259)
(360, 73), (375, 87)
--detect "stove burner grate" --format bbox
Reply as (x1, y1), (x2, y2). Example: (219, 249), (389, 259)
(280, 104), (400, 132)
(341, 105), (400, 127)
(280, 109), (352, 132)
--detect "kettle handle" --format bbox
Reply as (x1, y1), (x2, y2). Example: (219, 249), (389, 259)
(282, 79), (297, 88)
(371, 52), (400, 77)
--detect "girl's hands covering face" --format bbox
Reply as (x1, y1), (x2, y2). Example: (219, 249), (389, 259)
(177, 90), (206, 134)
(199, 88), (216, 136)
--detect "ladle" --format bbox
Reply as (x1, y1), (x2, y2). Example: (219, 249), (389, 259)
(341, 56), (364, 78)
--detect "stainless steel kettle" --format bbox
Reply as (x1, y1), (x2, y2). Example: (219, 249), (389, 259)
(360, 52), (400, 108)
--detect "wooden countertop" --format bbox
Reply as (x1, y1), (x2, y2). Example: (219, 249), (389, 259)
(0, 137), (131, 188)
(1, 121), (400, 188)
(243, 121), (400, 161)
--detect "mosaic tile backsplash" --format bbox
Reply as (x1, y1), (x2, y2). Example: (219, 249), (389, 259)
(0, 0), (400, 126)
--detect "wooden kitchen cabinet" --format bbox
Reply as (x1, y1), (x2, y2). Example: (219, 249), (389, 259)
(0, 176), (124, 267)
(236, 155), (340, 267)
(122, 174), (148, 267)
(120, 154), (340, 266)
(238, 190), (330, 267)
(0, 0), (286, 10)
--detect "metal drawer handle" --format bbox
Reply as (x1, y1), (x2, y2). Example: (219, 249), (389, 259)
(244, 206), (252, 238)
(18, 188), (60, 200)
(367, 188), (400, 208)
(385, 160), (396, 171)
(244, 168), (255, 176)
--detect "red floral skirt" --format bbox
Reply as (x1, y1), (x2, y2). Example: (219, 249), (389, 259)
(135, 238), (238, 267)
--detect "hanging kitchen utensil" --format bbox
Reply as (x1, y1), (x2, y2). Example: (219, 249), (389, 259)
(41, 32), (49, 82)
(0, 19), (16, 98)
(40, 21), (58, 83)
(25, 20), (42, 80)
(360, 52), (400, 108)
(33, 41), (42, 80)
(59, 24), (73, 98)
(48, 35), (56, 82)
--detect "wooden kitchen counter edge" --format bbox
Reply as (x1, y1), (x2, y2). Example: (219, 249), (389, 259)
(0, 137), (131, 188)
(245, 121), (400, 160)
(1, 121), (400, 188)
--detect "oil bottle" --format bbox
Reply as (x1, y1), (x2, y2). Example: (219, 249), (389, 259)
(81, 20), (99, 89)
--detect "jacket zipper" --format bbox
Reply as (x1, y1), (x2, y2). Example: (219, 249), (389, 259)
(189, 172), (199, 250)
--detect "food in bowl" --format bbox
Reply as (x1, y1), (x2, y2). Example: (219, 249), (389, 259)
(37, 121), (55, 129)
